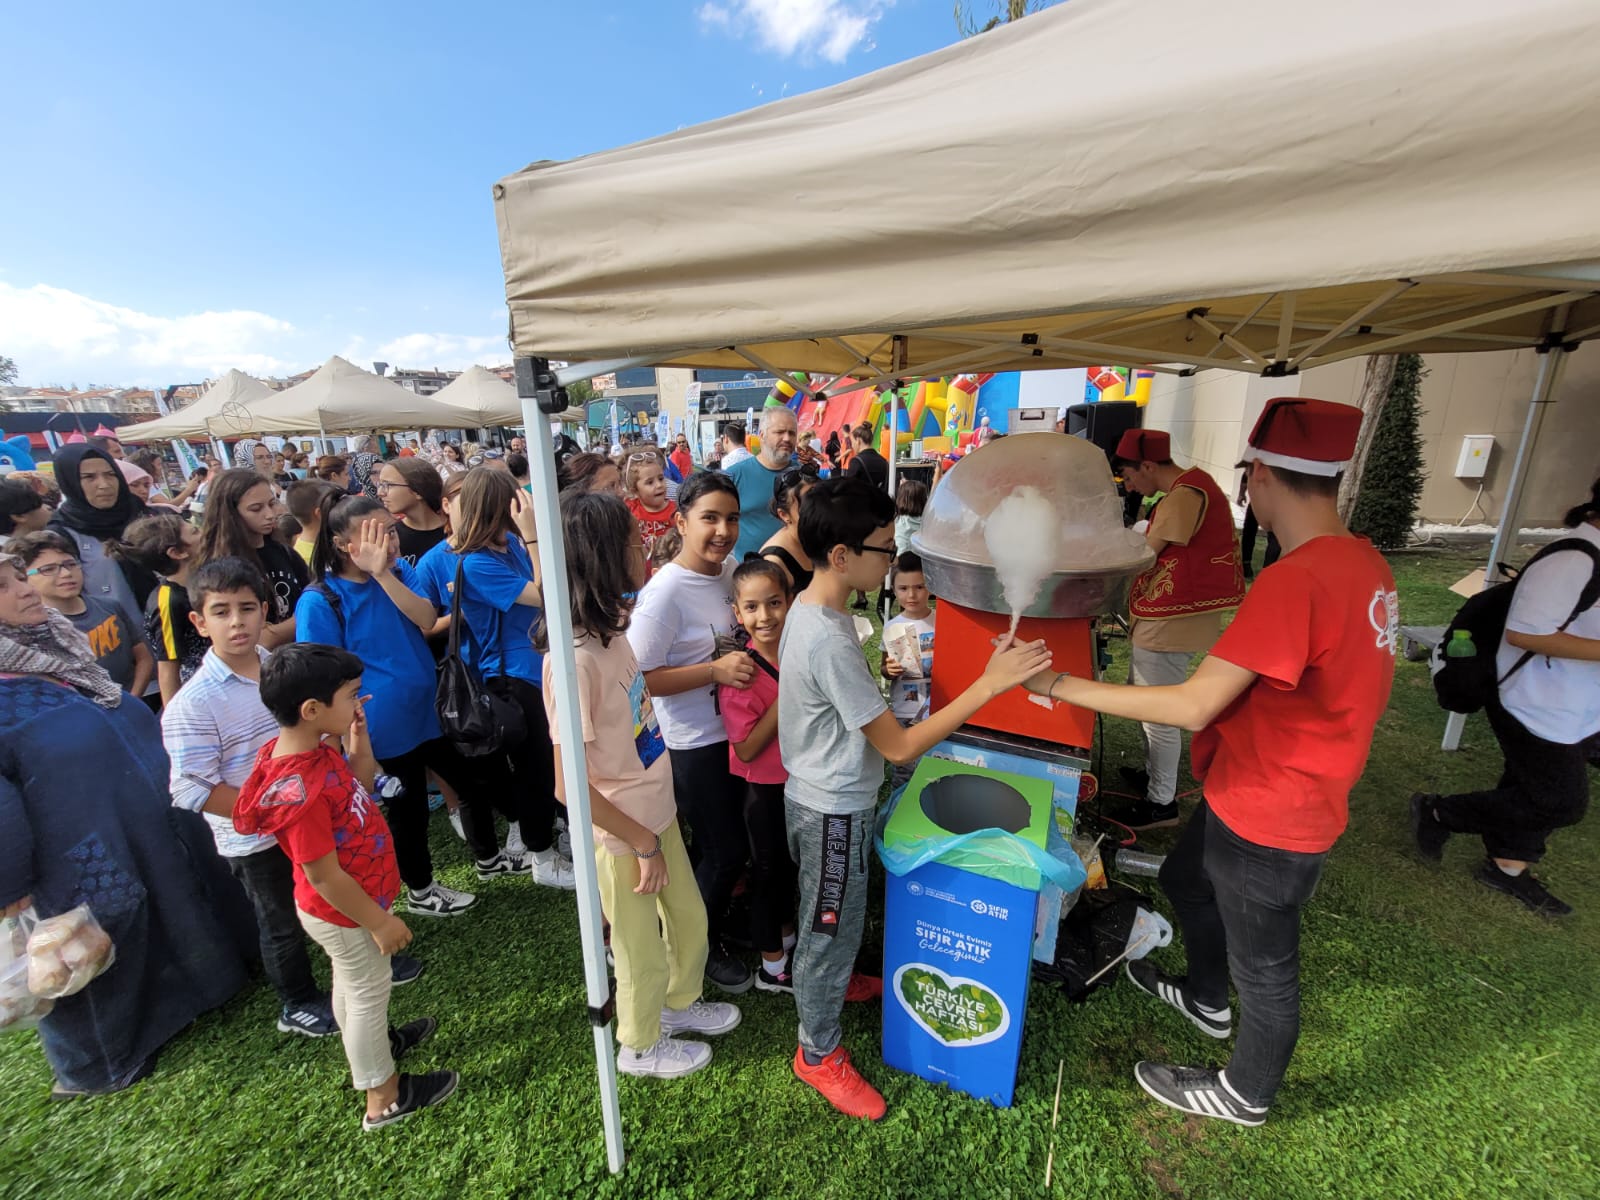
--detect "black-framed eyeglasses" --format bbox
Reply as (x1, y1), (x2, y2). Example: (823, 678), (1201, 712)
(855, 543), (898, 559)
(778, 464), (820, 490)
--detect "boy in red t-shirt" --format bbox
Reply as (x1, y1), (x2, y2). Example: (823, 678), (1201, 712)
(234, 643), (458, 1131)
(1027, 398), (1399, 1127)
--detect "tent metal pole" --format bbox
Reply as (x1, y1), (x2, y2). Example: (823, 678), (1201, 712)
(1441, 342), (1569, 752)
(554, 354), (678, 389)
(1302, 290), (1589, 369)
(517, 362), (627, 1174)
(888, 384), (899, 499)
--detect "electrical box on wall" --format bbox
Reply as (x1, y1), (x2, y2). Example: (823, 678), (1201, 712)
(1454, 435), (1494, 480)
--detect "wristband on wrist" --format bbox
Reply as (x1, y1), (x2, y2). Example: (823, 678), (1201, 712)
(1050, 671), (1071, 702)
(634, 834), (662, 860)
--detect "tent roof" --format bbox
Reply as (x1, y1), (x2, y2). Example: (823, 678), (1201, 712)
(234, 357), (477, 435)
(494, 0), (1600, 385)
(430, 365), (588, 426)
(117, 370), (275, 441)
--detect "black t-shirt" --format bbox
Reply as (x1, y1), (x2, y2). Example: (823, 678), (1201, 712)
(396, 521), (448, 569)
(144, 579), (209, 683)
(847, 448), (889, 492)
(256, 540), (310, 624)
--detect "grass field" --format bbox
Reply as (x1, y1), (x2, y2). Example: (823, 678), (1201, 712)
(3, 547), (1596, 1200)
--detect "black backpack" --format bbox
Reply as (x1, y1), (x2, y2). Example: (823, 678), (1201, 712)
(1430, 538), (1600, 714)
(435, 558), (527, 757)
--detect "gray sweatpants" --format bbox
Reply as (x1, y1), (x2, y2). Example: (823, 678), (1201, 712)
(1130, 645), (1196, 807)
(786, 797), (873, 1058)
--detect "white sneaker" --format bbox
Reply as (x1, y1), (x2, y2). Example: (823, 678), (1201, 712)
(617, 1035), (712, 1079)
(448, 810), (465, 841)
(553, 816), (572, 859)
(504, 822), (526, 857)
(527, 849), (576, 890)
(406, 882), (478, 917)
(661, 999), (742, 1037)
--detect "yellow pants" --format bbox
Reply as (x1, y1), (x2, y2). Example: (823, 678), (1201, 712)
(594, 820), (709, 1051)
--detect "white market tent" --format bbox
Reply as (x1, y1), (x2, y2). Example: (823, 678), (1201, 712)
(491, 0), (1600, 1174)
(117, 369), (276, 442)
(430, 364), (586, 427)
(240, 356), (476, 435)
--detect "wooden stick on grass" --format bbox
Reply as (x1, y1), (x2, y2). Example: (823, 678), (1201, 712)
(1045, 1058), (1064, 1188)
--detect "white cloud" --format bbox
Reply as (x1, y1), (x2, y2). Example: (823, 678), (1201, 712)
(697, 0), (887, 63)
(0, 282), (295, 386)
(370, 332), (508, 370)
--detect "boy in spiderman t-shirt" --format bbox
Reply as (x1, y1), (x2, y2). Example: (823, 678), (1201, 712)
(234, 643), (458, 1132)
(1027, 398), (1399, 1128)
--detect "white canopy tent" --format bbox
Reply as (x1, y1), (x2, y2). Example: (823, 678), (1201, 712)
(237, 356), (478, 436)
(493, 0), (1600, 1173)
(430, 364), (586, 428)
(117, 370), (276, 442)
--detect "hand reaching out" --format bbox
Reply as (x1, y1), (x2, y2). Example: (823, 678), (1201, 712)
(509, 490), (540, 543)
(980, 634), (1053, 698)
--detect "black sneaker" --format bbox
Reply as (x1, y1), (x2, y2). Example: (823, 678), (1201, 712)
(705, 943), (754, 995)
(390, 954), (425, 987)
(1118, 765), (1151, 797)
(754, 965), (795, 994)
(389, 1017), (438, 1060)
(1102, 796), (1180, 832)
(1133, 1062), (1267, 1127)
(1125, 961), (1231, 1039)
(1409, 793), (1450, 863)
(1474, 859), (1572, 916)
(361, 1070), (459, 1132)
(475, 852), (523, 880)
(277, 999), (337, 1038)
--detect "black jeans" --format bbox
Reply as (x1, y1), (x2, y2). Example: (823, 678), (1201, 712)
(671, 741), (748, 945)
(1158, 801), (1326, 1109)
(495, 676), (559, 854)
(379, 736), (500, 888)
(1431, 698), (1590, 863)
(227, 846), (320, 1008)
(1240, 505), (1280, 575)
(743, 780), (797, 955)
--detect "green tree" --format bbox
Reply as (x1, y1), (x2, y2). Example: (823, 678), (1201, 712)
(0, 355), (17, 386)
(954, 0), (1056, 36)
(1349, 353), (1428, 550)
(566, 378), (595, 408)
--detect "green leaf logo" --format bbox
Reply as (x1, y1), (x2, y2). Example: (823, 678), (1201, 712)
(893, 963), (1011, 1048)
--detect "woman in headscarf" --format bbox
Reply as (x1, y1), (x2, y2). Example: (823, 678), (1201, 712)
(232, 438), (286, 504)
(47, 444), (154, 620)
(0, 557), (247, 1098)
(346, 434), (382, 500)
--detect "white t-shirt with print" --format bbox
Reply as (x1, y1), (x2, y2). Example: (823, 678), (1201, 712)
(626, 559), (739, 750)
(882, 612), (937, 722)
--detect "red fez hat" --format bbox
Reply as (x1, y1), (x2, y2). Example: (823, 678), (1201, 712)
(1238, 398), (1362, 477)
(1113, 428), (1170, 465)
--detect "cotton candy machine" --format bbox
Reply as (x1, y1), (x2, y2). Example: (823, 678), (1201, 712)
(912, 433), (1154, 749)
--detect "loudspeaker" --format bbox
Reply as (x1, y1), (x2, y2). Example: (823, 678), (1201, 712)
(1064, 401), (1142, 458)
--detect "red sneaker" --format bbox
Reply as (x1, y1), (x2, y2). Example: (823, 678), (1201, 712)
(792, 1046), (887, 1121)
(845, 973), (883, 1002)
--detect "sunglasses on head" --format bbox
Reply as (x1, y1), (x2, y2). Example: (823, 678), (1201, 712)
(467, 449), (505, 467)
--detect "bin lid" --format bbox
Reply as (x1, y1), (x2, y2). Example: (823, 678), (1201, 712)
(885, 758), (1055, 853)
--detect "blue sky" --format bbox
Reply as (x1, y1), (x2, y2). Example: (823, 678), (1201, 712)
(0, 0), (977, 388)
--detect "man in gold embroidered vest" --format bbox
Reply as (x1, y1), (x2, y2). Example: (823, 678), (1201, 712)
(1110, 428), (1245, 830)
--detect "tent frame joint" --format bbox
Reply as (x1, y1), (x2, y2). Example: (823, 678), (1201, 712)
(1261, 360), (1299, 378)
(516, 356), (571, 414)
(587, 976), (618, 1027)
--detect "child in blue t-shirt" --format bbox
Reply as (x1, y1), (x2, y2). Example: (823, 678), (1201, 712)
(298, 493), (495, 918)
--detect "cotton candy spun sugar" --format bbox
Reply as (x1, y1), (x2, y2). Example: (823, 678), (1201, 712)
(985, 486), (1058, 635)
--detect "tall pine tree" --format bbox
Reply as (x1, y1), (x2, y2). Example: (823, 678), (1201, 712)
(1350, 353), (1428, 549)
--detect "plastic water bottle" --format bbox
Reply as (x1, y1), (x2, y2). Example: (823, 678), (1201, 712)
(1112, 848), (1164, 877)
(1445, 630), (1476, 659)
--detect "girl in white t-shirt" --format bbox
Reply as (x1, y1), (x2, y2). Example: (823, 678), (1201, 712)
(626, 472), (757, 995)
(543, 491), (739, 1079)
(1417, 478), (1600, 916)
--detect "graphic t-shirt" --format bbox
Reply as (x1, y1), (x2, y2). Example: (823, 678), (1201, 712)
(625, 498), (678, 567)
(294, 562), (440, 759)
(882, 611), (937, 721)
(256, 539), (310, 625)
(457, 540), (544, 686)
(1194, 535), (1398, 854)
(543, 631), (677, 856)
(67, 597), (137, 692)
(627, 559), (739, 750)
(720, 653), (784, 784)
(144, 579), (208, 685)
(233, 740), (400, 928)
(395, 522), (447, 569)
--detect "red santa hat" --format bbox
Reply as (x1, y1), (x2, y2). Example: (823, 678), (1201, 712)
(1113, 428), (1170, 466)
(1238, 397), (1362, 477)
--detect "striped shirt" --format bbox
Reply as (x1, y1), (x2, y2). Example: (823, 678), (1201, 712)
(161, 646), (279, 858)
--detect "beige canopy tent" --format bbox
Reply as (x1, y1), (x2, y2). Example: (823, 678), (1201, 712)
(431, 364), (586, 427)
(117, 369), (276, 442)
(493, 0), (1600, 1172)
(238, 356), (479, 435)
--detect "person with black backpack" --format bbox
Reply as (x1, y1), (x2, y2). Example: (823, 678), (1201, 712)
(1412, 478), (1600, 916)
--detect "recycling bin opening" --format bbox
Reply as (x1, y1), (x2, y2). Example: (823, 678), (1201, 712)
(918, 774), (1031, 835)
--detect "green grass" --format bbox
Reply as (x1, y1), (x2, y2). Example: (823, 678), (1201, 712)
(3, 547), (1597, 1200)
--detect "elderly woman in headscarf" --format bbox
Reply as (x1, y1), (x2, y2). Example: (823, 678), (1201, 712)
(346, 434), (382, 500)
(47, 444), (154, 619)
(0, 557), (247, 1098)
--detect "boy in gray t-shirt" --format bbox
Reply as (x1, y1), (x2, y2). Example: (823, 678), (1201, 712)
(778, 478), (1050, 1122)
